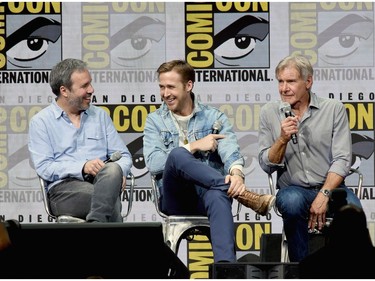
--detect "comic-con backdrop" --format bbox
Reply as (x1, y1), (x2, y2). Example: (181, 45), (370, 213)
(1, 1), (374, 277)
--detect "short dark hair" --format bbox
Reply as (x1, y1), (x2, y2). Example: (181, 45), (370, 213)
(49, 58), (88, 96)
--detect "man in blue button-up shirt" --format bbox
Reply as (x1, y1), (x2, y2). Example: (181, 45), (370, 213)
(28, 58), (132, 222)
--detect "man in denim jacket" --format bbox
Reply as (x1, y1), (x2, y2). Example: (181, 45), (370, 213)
(143, 60), (275, 262)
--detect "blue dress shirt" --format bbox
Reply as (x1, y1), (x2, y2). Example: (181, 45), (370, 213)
(28, 99), (132, 191)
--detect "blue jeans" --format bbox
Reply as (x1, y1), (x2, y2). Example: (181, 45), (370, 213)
(49, 163), (123, 222)
(161, 147), (236, 262)
(276, 185), (362, 262)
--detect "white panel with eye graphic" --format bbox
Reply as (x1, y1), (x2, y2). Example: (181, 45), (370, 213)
(317, 13), (373, 67)
(6, 15), (62, 70)
(213, 14), (270, 68)
(110, 14), (166, 69)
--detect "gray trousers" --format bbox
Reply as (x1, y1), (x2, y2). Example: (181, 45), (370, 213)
(48, 163), (123, 222)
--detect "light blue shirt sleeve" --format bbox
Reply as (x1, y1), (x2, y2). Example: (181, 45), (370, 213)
(28, 100), (132, 189)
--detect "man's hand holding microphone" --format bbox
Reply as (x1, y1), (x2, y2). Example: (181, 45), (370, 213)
(83, 151), (122, 183)
(282, 102), (299, 144)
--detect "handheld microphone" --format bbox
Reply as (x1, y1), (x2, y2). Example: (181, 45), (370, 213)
(206, 120), (222, 157)
(282, 102), (298, 144)
(104, 151), (122, 163)
(212, 120), (222, 134)
(84, 151), (122, 183)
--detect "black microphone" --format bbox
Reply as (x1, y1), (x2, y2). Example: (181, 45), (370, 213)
(212, 120), (222, 134)
(84, 151), (122, 183)
(282, 102), (298, 144)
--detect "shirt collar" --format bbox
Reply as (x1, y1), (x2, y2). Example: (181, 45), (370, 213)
(309, 92), (320, 109)
(51, 98), (89, 119)
(51, 99), (64, 119)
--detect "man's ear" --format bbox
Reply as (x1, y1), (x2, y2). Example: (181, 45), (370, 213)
(60, 85), (68, 97)
(186, 80), (194, 92)
(306, 75), (313, 90)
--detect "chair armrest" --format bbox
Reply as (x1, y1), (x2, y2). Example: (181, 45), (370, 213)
(121, 172), (135, 218)
(267, 173), (281, 217)
(151, 174), (168, 218)
(348, 168), (363, 200)
(39, 176), (57, 220)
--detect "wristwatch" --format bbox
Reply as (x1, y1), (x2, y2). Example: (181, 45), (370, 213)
(320, 189), (330, 197)
(231, 170), (245, 180)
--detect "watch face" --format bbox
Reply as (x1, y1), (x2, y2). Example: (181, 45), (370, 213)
(322, 189), (330, 196)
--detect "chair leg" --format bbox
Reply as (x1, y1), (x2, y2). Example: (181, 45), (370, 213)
(164, 222), (186, 254)
(163, 220), (210, 255)
(281, 230), (289, 262)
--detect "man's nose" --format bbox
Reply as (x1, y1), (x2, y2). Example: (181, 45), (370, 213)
(280, 82), (288, 92)
(162, 89), (170, 97)
(88, 84), (94, 94)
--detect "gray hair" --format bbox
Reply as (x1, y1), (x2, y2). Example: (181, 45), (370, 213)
(49, 58), (88, 96)
(275, 55), (313, 82)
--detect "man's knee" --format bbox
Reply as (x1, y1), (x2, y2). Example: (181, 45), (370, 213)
(168, 147), (186, 161)
(277, 188), (306, 215)
(102, 162), (123, 177)
(277, 188), (304, 204)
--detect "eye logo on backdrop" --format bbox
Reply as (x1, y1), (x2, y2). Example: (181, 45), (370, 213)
(110, 15), (165, 68)
(317, 13), (373, 67)
(0, 2), (61, 193)
(185, 2), (270, 69)
(289, 3), (375, 199)
(289, 2), (374, 69)
(213, 14), (269, 68)
(351, 133), (374, 170)
(0, 2), (62, 70)
(81, 2), (166, 70)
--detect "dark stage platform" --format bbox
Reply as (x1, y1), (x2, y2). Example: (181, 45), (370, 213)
(0, 220), (189, 279)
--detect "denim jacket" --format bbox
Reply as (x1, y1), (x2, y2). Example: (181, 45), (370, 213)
(143, 95), (244, 184)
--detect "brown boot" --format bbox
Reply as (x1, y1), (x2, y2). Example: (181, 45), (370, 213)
(237, 189), (276, 216)
(0, 222), (11, 251)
